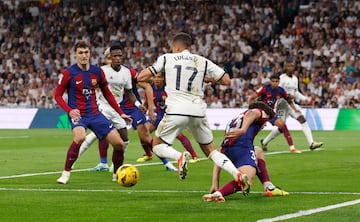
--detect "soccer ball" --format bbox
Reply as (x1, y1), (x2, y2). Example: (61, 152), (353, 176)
(116, 164), (140, 187)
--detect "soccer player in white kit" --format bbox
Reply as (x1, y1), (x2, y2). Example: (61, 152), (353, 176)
(261, 63), (323, 151)
(137, 32), (248, 191)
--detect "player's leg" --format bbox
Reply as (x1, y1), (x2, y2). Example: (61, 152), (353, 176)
(152, 115), (190, 178)
(272, 116), (301, 153)
(57, 125), (87, 184)
(191, 117), (242, 183)
(72, 131), (97, 169)
(254, 146), (289, 196)
(176, 133), (200, 163)
(203, 147), (255, 202)
(78, 131), (97, 158)
(291, 108), (323, 150)
(105, 129), (125, 181)
(136, 123), (154, 161)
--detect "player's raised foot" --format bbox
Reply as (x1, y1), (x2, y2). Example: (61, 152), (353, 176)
(237, 172), (250, 196)
(264, 187), (289, 197)
(202, 191), (225, 202)
(112, 173), (117, 182)
(310, 142), (323, 151)
(57, 170), (70, 184)
(89, 163), (109, 171)
(260, 139), (268, 151)
(290, 148), (302, 153)
(189, 157), (201, 164)
(178, 151), (191, 180)
(136, 155), (153, 162)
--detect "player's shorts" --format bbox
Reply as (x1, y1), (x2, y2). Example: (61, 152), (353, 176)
(275, 98), (302, 121)
(222, 145), (257, 169)
(69, 113), (115, 140)
(122, 107), (147, 129)
(156, 114), (213, 145)
(98, 102), (127, 129)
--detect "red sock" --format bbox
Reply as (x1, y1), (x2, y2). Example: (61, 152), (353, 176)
(257, 159), (270, 183)
(64, 141), (80, 171)
(219, 180), (240, 197)
(98, 139), (109, 159)
(177, 134), (198, 158)
(112, 149), (124, 173)
(281, 124), (294, 146)
(141, 140), (153, 156)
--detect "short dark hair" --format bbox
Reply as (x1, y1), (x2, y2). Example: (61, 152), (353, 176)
(172, 32), (192, 48)
(249, 101), (275, 119)
(110, 44), (123, 52)
(74, 40), (91, 52)
(270, 74), (280, 80)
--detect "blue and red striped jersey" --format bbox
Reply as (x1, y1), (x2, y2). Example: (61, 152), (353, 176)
(255, 84), (291, 109)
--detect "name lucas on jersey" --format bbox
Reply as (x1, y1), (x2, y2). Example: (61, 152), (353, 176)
(174, 55), (197, 62)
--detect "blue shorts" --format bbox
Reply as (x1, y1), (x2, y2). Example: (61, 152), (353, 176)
(122, 107), (147, 129)
(222, 145), (257, 169)
(69, 113), (115, 140)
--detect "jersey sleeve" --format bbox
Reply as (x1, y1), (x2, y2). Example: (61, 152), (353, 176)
(149, 54), (166, 74)
(54, 69), (72, 113)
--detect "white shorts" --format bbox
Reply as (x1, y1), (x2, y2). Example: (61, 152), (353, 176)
(98, 102), (127, 129)
(155, 114), (213, 145)
(275, 98), (302, 121)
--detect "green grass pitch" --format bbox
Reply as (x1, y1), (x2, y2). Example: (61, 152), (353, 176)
(0, 129), (359, 222)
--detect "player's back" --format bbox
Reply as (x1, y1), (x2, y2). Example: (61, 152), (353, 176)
(158, 50), (224, 117)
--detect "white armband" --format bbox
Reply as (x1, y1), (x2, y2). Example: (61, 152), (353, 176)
(134, 101), (142, 108)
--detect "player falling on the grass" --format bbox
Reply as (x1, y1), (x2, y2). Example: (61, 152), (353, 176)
(137, 32), (246, 188)
(119, 64), (177, 171)
(144, 72), (201, 163)
(203, 101), (288, 202)
(261, 63), (323, 151)
(55, 40), (132, 184)
(248, 74), (301, 153)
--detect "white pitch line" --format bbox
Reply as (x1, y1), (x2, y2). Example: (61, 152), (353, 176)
(257, 198), (360, 222)
(0, 149), (311, 180)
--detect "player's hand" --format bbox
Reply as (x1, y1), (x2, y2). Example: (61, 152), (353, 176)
(138, 104), (147, 114)
(69, 109), (81, 121)
(121, 114), (133, 125)
(148, 109), (156, 122)
(209, 184), (219, 194)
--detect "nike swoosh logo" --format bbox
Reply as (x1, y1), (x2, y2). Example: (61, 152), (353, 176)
(76, 81), (82, 84)
(109, 124), (113, 128)
(136, 120), (142, 124)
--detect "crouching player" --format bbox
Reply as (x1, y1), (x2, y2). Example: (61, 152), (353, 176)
(203, 101), (288, 202)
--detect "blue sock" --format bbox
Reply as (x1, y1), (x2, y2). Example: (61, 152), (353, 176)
(161, 158), (168, 164)
(100, 158), (107, 164)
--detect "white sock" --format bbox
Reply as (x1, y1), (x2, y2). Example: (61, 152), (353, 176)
(263, 181), (275, 190)
(153, 143), (182, 161)
(301, 122), (313, 145)
(263, 128), (280, 145)
(123, 141), (129, 154)
(209, 150), (239, 181)
(78, 132), (97, 157)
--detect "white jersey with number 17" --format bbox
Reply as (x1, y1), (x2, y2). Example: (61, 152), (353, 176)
(149, 50), (225, 117)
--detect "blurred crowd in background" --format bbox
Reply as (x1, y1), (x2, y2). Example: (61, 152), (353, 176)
(0, 0), (359, 109)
